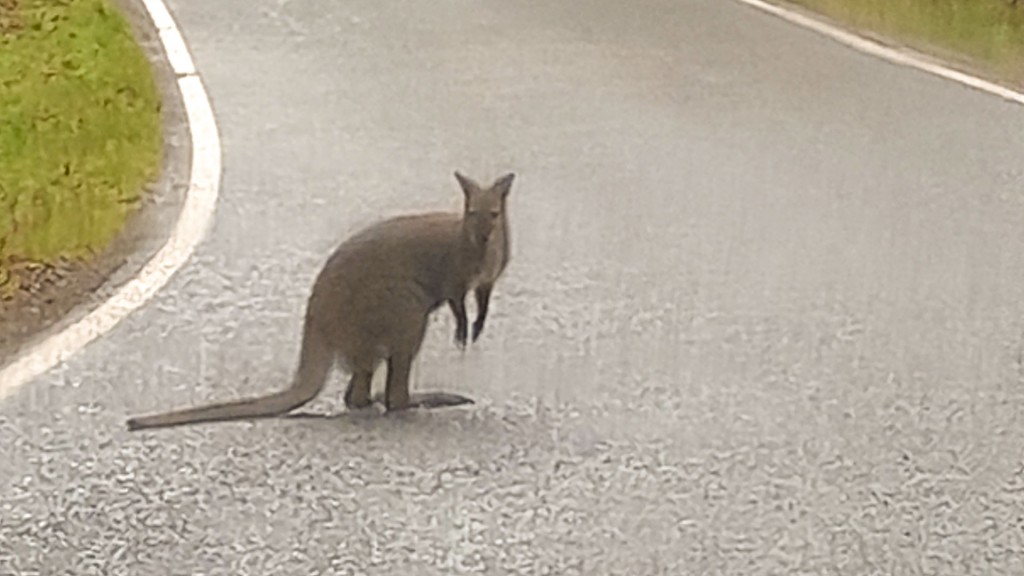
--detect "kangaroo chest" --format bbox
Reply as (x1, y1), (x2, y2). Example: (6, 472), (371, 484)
(471, 228), (507, 288)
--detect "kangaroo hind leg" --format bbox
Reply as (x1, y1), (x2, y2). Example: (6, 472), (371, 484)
(344, 369), (374, 410)
(381, 352), (473, 413)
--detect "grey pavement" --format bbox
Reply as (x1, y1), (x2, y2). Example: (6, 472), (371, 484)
(4, 0), (1024, 573)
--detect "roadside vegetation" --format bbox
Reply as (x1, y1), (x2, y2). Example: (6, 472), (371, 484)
(0, 0), (162, 295)
(783, 0), (1024, 85)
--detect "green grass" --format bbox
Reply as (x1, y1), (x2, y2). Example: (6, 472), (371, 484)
(0, 0), (161, 288)
(783, 0), (1024, 84)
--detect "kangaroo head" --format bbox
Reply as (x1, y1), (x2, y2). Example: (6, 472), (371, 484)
(454, 171), (514, 246)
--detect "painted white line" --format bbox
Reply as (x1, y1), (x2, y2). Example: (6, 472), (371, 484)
(141, 0), (195, 75)
(735, 0), (1024, 106)
(140, 0), (175, 31)
(158, 27), (197, 76)
(0, 0), (221, 402)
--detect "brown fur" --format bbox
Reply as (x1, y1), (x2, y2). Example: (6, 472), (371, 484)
(125, 172), (514, 431)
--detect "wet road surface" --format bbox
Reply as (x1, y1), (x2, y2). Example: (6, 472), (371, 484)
(4, 0), (1024, 573)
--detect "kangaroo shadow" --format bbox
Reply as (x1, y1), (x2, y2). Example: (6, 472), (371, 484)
(278, 391), (545, 454)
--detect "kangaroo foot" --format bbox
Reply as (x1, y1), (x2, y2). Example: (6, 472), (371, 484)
(408, 392), (474, 409)
(372, 392), (474, 411)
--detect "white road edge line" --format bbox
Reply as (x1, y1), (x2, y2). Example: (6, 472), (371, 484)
(735, 0), (1024, 106)
(0, 0), (221, 402)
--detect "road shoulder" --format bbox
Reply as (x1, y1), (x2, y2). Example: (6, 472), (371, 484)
(0, 0), (191, 365)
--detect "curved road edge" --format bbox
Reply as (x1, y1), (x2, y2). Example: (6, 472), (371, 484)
(0, 0), (223, 403)
(738, 0), (1024, 106)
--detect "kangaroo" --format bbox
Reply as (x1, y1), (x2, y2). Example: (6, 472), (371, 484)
(125, 171), (514, 431)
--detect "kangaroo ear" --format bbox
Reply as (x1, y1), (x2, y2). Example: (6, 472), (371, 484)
(454, 171), (480, 197)
(492, 173), (515, 197)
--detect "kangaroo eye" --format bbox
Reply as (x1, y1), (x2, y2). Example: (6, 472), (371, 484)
(490, 211), (500, 218)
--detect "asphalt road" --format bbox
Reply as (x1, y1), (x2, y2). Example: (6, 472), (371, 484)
(4, 0), (1024, 573)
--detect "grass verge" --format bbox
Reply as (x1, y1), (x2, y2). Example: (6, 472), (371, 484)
(780, 0), (1024, 86)
(0, 0), (162, 295)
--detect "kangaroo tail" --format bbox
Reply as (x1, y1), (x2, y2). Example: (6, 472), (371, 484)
(125, 322), (333, 432)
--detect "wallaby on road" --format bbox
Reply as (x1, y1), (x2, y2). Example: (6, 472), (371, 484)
(125, 171), (514, 431)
